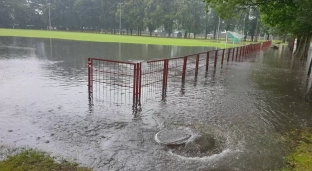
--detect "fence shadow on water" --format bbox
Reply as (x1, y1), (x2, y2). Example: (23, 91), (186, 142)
(88, 41), (272, 113)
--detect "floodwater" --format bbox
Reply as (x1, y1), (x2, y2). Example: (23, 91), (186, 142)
(1, 37), (312, 171)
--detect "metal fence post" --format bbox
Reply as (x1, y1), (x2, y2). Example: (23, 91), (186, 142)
(182, 56), (188, 82)
(227, 48), (231, 62)
(232, 48), (235, 61)
(138, 62), (142, 104)
(88, 58), (93, 100)
(162, 60), (169, 99)
(133, 64), (137, 104)
(195, 54), (200, 77)
(221, 49), (225, 65)
(235, 47), (239, 61)
(206, 52), (210, 71)
(214, 50), (218, 68)
(239, 47), (242, 61)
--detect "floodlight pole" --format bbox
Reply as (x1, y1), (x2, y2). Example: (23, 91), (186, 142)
(47, 3), (51, 31)
(118, 3), (123, 35)
(225, 31), (228, 47)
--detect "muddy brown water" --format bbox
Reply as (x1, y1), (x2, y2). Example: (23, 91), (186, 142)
(0, 37), (312, 171)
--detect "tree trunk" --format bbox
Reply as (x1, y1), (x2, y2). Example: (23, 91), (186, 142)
(137, 28), (139, 36)
(288, 38), (295, 52)
(184, 31), (188, 38)
(282, 34), (286, 43)
(255, 17), (259, 42)
(150, 31), (152, 36)
(305, 86), (312, 102)
(205, 13), (208, 39)
(130, 29), (133, 35)
(308, 57), (312, 76)
(168, 30), (171, 37)
(266, 34), (270, 40)
(213, 28), (216, 39)
(294, 34), (312, 60)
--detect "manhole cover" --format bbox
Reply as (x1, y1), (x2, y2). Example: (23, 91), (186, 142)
(155, 128), (192, 145)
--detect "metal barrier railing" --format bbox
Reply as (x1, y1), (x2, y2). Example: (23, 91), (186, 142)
(88, 41), (271, 109)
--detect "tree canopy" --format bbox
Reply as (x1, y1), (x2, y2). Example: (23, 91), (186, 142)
(204, 0), (312, 59)
(0, 0), (269, 40)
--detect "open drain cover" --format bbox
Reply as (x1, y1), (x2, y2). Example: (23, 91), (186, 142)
(155, 128), (192, 145)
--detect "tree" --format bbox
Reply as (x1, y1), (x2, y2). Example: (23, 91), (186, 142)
(122, 0), (145, 35)
(143, 0), (162, 36)
(157, 0), (177, 37)
(0, 0), (13, 28)
(204, 0), (312, 60)
(100, 0), (124, 33)
(74, 0), (101, 31)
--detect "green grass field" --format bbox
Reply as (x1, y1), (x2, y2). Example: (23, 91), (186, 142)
(0, 29), (235, 48)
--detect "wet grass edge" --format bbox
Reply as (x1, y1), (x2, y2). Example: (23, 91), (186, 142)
(281, 128), (312, 171)
(0, 148), (93, 171)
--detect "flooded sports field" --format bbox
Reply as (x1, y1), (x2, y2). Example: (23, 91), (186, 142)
(0, 37), (312, 171)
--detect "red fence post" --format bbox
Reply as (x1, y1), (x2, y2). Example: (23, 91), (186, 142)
(232, 48), (235, 61)
(88, 58), (92, 93)
(88, 58), (93, 100)
(227, 48), (231, 62)
(182, 56), (188, 82)
(214, 50), (218, 68)
(138, 63), (142, 104)
(206, 52), (209, 71)
(195, 54), (200, 77)
(239, 47), (242, 61)
(246, 46), (248, 55)
(162, 60), (169, 100)
(133, 64), (137, 103)
(235, 47), (239, 61)
(221, 49), (225, 65)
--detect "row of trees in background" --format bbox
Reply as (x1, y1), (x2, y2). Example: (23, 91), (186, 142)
(0, 0), (274, 40)
(204, 0), (312, 60)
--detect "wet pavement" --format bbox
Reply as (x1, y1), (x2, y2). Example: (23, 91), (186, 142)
(1, 37), (312, 171)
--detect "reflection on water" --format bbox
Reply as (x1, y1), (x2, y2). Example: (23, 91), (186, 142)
(0, 38), (312, 171)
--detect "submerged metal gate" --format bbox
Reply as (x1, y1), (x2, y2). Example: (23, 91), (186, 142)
(88, 41), (272, 109)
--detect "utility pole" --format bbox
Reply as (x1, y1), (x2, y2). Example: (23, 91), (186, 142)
(205, 12), (208, 39)
(118, 3), (123, 35)
(47, 3), (51, 31)
(217, 16), (220, 40)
